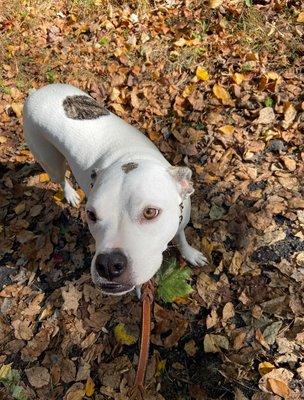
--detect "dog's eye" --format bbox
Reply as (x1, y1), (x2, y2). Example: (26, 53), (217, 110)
(143, 207), (159, 220)
(86, 210), (97, 222)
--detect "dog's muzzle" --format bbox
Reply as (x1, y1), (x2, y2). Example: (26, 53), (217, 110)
(95, 250), (127, 279)
(94, 249), (134, 294)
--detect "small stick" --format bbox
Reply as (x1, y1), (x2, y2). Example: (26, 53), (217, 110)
(133, 280), (154, 390)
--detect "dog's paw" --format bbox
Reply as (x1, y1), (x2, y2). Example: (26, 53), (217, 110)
(64, 184), (80, 207)
(181, 245), (207, 267)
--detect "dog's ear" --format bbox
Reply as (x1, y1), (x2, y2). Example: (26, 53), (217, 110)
(168, 166), (194, 199)
(90, 168), (99, 188)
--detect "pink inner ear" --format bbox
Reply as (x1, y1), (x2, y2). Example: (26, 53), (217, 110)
(180, 180), (189, 189)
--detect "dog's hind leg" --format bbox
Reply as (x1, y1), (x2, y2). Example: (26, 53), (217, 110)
(24, 128), (80, 207)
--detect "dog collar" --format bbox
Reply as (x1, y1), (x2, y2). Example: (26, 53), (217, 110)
(179, 201), (184, 225)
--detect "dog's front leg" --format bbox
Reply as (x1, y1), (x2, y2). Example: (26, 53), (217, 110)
(175, 229), (207, 267)
(174, 197), (207, 267)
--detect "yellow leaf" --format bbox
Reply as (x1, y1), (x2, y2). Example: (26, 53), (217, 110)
(69, 14), (77, 22)
(156, 359), (166, 376)
(53, 191), (64, 202)
(182, 84), (194, 98)
(232, 73), (244, 85)
(213, 84), (231, 102)
(110, 103), (126, 115)
(219, 125), (234, 135)
(114, 323), (137, 345)
(209, 0), (222, 8)
(0, 136), (7, 144)
(196, 66), (209, 81)
(266, 71), (279, 80)
(0, 364), (12, 380)
(258, 362), (275, 376)
(297, 11), (304, 23)
(85, 377), (95, 397)
(11, 102), (23, 118)
(39, 173), (50, 183)
(174, 38), (187, 47)
(268, 378), (289, 397)
(76, 188), (86, 203)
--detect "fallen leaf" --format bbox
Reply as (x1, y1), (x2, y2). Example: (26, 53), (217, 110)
(255, 107), (276, 125)
(62, 284), (82, 313)
(0, 363), (12, 380)
(184, 339), (197, 356)
(25, 366), (50, 388)
(14, 202), (26, 215)
(204, 334), (229, 353)
(11, 102), (23, 117)
(213, 84), (231, 103)
(222, 302), (235, 321)
(114, 323), (137, 345)
(281, 156), (296, 171)
(85, 376), (95, 397)
(297, 11), (304, 23)
(196, 66), (209, 81)
(259, 367), (293, 396)
(209, 0), (222, 8)
(219, 125), (234, 135)
(282, 103), (297, 129)
(232, 73), (245, 85)
(53, 190), (64, 202)
(39, 173), (50, 182)
(157, 259), (193, 303)
(268, 378), (289, 397)
(258, 362), (276, 376)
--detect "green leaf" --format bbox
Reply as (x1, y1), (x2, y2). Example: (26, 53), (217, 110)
(209, 203), (225, 220)
(99, 36), (109, 45)
(12, 385), (28, 400)
(244, 0), (252, 6)
(157, 259), (193, 303)
(265, 96), (273, 107)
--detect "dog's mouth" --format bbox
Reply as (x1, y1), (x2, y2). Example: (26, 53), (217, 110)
(99, 281), (134, 295)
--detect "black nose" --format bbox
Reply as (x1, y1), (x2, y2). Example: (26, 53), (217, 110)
(95, 250), (127, 281)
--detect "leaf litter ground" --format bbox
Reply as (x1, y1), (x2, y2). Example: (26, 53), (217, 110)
(0, 1), (304, 399)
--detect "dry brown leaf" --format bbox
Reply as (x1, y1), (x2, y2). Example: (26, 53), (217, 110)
(25, 366), (50, 388)
(281, 156), (296, 172)
(62, 284), (82, 313)
(209, 0), (222, 8)
(255, 107), (275, 125)
(297, 11), (304, 23)
(233, 331), (247, 350)
(268, 378), (289, 397)
(222, 302), (235, 321)
(204, 334), (229, 353)
(219, 125), (234, 135)
(259, 367), (293, 396)
(206, 309), (218, 329)
(282, 103), (297, 129)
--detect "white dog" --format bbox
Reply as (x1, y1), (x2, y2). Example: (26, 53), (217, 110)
(23, 84), (206, 295)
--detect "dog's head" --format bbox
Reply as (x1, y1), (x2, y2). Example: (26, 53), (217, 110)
(86, 160), (194, 295)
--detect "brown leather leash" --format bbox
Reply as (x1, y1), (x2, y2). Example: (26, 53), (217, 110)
(130, 280), (154, 398)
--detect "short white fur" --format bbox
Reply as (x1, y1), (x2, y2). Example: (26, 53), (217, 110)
(23, 84), (207, 295)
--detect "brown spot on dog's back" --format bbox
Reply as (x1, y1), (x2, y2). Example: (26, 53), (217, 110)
(63, 95), (109, 119)
(122, 162), (138, 174)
